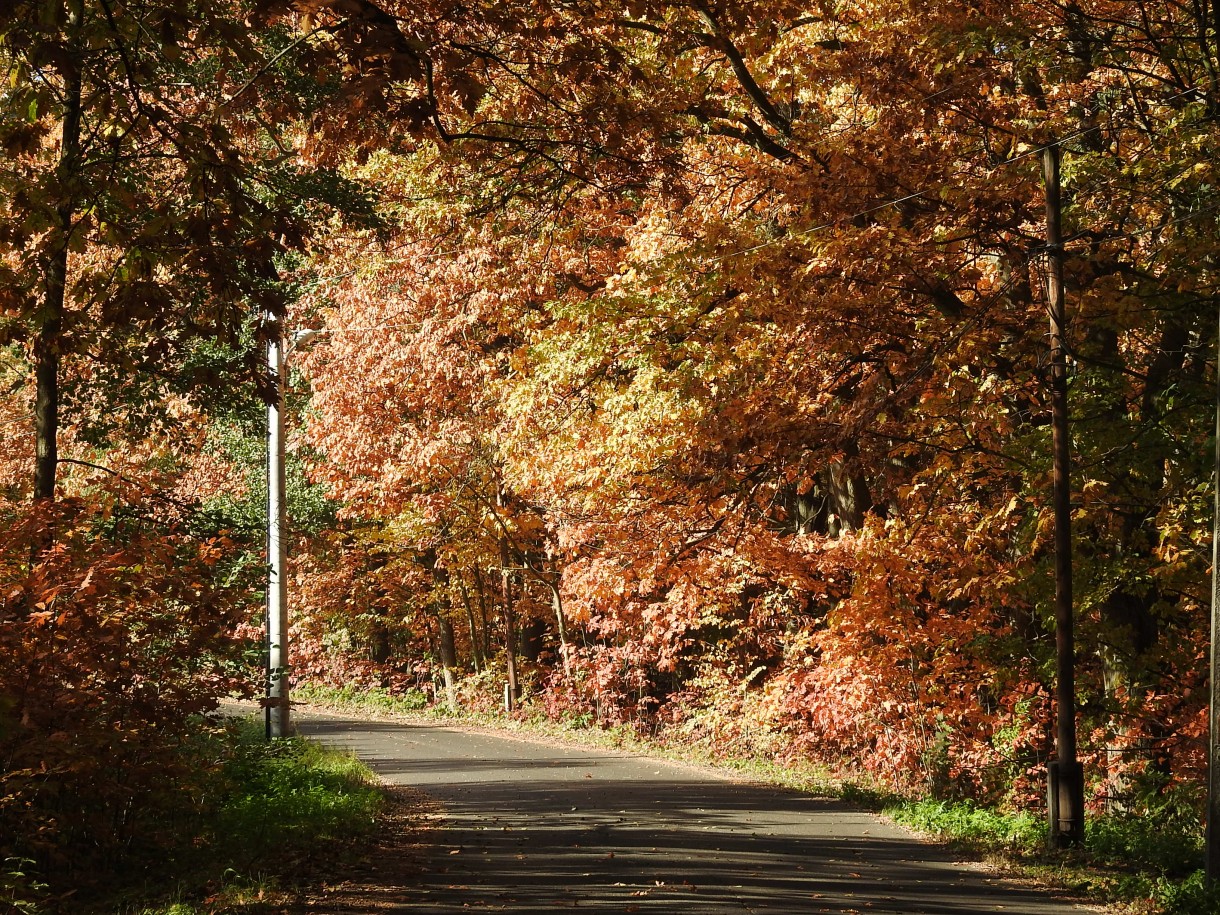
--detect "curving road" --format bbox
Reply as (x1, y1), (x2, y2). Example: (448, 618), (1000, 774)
(296, 711), (1099, 914)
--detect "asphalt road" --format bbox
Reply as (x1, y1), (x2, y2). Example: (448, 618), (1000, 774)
(296, 711), (1097, 914)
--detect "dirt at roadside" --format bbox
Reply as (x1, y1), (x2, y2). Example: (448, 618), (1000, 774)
(275, 784), (441, 914)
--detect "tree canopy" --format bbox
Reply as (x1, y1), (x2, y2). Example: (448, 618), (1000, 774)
(3, 0), (1220, 906)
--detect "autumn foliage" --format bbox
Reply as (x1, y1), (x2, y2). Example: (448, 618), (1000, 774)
(284, 0), (1220, 811)
(4, 0), (1220, 898)
(0, 492), (255, 900)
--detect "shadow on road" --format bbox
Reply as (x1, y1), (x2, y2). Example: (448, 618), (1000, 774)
(297, 714), (1088, 914)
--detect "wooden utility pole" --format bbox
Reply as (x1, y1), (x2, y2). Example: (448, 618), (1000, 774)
(1207, 300), (1220, 879)
(1043, 143), (1084, 847)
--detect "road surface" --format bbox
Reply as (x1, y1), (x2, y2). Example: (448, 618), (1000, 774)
(296, 711), (1097, 914)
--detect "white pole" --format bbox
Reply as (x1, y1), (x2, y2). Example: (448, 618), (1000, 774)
(267, 326), (291, 738)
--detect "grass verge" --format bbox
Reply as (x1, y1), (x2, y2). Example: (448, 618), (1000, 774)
(292, 681), (429, 717)
(103, 716), (383, 915)
(884, 796), (1217, 915)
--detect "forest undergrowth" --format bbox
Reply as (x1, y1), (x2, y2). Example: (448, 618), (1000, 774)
(6, 717), (381, 915)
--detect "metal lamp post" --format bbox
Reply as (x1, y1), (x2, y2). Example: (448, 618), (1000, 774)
(265, 326), (321, 739)
(266, 325), (291, 738)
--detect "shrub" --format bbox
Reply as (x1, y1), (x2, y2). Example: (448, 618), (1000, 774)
(0, 495), (257, 903)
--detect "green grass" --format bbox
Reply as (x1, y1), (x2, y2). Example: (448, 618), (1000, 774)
(2, 858), (46, 915)
(208, 721), (382, 871)
(884, 795), (1220, 915)
(293, 681), (429, 716)
(105, 717), (383, 915)
(886, 798), (1046, 853)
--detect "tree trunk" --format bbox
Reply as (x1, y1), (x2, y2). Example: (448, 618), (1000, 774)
(501, 569), (520, 709)
(437, 613), (459, 712)
(547, 578), (572, 676)
(500, 533), (520, 710)
(826, 443), (873, 535)
(458, 576), (483, 672)
(35, 3), (84, 502)
(473, 566), (492, 663)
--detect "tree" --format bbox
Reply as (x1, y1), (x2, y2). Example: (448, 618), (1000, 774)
(281, 0), (1220, 818)
(0, 0), (320, 502)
